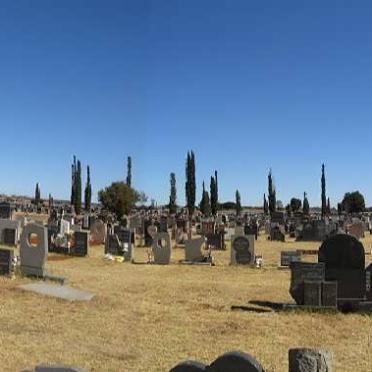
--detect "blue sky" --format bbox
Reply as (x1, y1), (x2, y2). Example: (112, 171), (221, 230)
(1, 1), (372, 206)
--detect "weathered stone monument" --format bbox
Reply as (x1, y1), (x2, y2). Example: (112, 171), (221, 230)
(185, 237), (205, 263)
(152, 232), (171, 264)
(0, 248), (13, 276)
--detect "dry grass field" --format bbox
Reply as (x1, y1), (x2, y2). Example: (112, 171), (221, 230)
(1, 224), (372, 371)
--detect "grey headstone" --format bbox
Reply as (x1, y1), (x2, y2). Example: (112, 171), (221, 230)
(20, 223), (48, 277)
(288, 348), (332, 372)
(231, 235), (254, 265)
(185, 237), (205, 262)
(281, 251), (302, 267)
(152, 232), (171, 264)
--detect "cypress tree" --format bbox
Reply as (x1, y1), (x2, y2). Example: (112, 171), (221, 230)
(327, 197), (331, 215)
(214, 170), (219, 212)
(321, 164), (327, 219)
(74, 160), (82, 215)
(303, 192), (310, 215)
(35, 183), (41, 206)
(84, 165), (92, 211)
(210, 176), (217, 216)
(126, 156), (132, 188)
(71, 155), (76, 206)
(200, 181), (211, 216)
(235, 190), (242, 216)
(169, 172), (177, 214)
(268, 169), (276, 214)
(185, 151), (196, 217)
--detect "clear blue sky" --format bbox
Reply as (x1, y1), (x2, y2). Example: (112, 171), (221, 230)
(1, 1), (372, 207)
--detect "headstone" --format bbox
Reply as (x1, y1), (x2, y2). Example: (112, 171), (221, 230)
(288, 348), (332, 372)
(289, 262), (325, 305)
(20, 223), (48, 277)
(0, 202), (14, 219)
(303, 280), (322, 307)
(90, 220), (106, 245)
(346, 222), (365, 240)
(3, 228), (16, 245)
(152, 232), (171, 264)
(206, 232), (225, 250)
(280, 251), (302, 267)
(231, 235), (255, 265)
(318, 234), (365, 300)
(270, 226), (285, 242)
(234, 226), (245, 236)
(60, 219), (70, 235)
(0, 248), (13, 275)
(185, 237), (205, 262)
(365, 264), (372, 301)
(201, 221), (215, 236)
(208, 351), (265, 372)
(322, 281), (338, 308)
(170, 361), (207, 372)
(114, 227), (134, 261)
(106, 234), (121, 255)
(72, 231), (89, 257)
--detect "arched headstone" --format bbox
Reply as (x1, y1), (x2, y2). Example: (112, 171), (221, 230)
(90, 220), (106, 245)
(208, 351), (265, 372)
(318, 234), (365, 300)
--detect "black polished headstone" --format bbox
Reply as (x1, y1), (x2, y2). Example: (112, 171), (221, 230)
(0, 248), (13, 275)
(319, 234), (366, 299)
(73, 231), (88, 257)
(208, 351), (265, 372)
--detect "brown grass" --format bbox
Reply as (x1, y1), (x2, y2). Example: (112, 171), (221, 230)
(0, 230), (372, 371)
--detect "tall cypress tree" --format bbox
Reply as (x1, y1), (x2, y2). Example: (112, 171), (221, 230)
(35, 183), (41, 206)
(185, 151), (196, 217)
(84, 165), (92, 212)
(321, 164), (327, 219)
(126, 156), (132, 188)
(200, 181), (211, 216)
(327, 197), (331, 215)
(210, 176), (217, 216)
(235, 190), (242, 216)
(169, 172), (177, 214)
(74, 160), (82, 215)
(303, 192), (310, 215)
(71, 155), (76, 205)
(268, 169), (276, 214)
(214, 170), (219, 212)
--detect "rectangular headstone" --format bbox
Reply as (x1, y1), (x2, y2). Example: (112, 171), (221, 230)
(303, 280), (322, 306)
(322, 281), (338, 307)
(0, 248), (13, 275)
(3, 228), (16, 245)
(72, 231), (89, 257)
(280, 251), (302, 267)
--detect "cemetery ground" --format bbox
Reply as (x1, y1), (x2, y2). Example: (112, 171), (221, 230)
(1, 222), (372, 371)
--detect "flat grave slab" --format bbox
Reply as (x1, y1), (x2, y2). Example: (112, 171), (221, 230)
(19, 283), (95, 301)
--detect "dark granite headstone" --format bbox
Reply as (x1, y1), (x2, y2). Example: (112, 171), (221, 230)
(206, 232), (225, 250)
(72, 231), (88, 257)
(208, 351), (265, 372)
(105, 234), (122, 255)
(0, 248), (13, 275)
(303, 281), (322, 306)
(318, 234), (365, 300)
(3, 228), (16, 245)
(290, 262), (325, 305)
(322, 281), (338, 307)
(170, 361), (207, 372)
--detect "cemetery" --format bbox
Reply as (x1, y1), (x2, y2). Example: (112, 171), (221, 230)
(2, 2), (372, 371)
